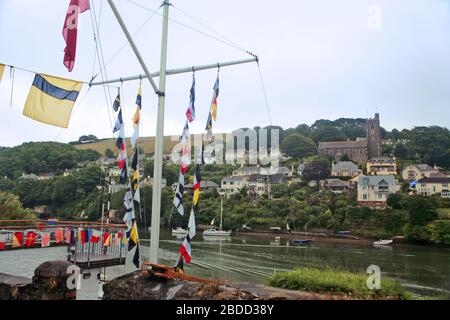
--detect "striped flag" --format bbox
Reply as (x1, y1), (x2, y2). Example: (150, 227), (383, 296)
(188, 208), (196, 239)
(131, 85), (142, 148)
(12, 232), (23, 248)
(113, 108), (123, 133)
(23, 74), (83, 128)
(173, 172), (185, 216)
(185, 74), (196, 122)
(180, 121), (190, 174)
(210, 75), (219, 121)
(25, 231), (36, 247)
(179, 235), (192, 264)
(193, 165), (201, 209)
(62, 0), (90, 72)
(113, 90), (120, 111)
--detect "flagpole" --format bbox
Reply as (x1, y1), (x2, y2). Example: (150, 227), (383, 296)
(149, 0), (170, 264)
(90, 58), (258, 86)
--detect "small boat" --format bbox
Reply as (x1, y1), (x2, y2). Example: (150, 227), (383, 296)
(203, 198), (232, 237)
(373, 239), (393, 246)
(172, 227), (188, 236)
(291, 239), (313, 245)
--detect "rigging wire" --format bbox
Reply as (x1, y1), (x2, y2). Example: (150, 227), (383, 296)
(170, 4), (250, 54)
(89, 0), (115, 134)
(125, 0), (255, 57)
(94, 5), (162, 79)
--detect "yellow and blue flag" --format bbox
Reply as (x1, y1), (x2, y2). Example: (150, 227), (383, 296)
(0, 64), (5, 83)
(23, 74), (83, 128)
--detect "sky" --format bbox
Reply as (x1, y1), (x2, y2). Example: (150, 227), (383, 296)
(0, 0), (450, 147)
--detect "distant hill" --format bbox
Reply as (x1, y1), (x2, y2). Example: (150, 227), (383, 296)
(73, 134), (204, 156)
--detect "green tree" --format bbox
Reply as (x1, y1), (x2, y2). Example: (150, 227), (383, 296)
(311, 126), (346, 144)
(281, 133), (317, 159)
(0, 192), (36, 221)
(302, 160), (330, 183)
(105, 148), (114, 158)
(393, 143), (408, 159)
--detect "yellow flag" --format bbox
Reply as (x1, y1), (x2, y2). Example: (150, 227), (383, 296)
(130, 222), (139, 245)
(23, 74), (83, 128)
(0, 64), (5, 82)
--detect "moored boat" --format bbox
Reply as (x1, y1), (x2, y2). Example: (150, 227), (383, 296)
(373, 239), (393, 246)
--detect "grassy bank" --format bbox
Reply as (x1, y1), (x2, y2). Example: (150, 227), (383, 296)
(267, 267), (411, 299)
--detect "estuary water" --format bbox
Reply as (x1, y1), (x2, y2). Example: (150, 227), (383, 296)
(1, 231), (449, 299)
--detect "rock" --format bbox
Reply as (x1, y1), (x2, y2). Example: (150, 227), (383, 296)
(0, 261), (76, 300)
(102, 270), (355, 300)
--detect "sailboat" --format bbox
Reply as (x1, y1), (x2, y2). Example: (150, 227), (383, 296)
(203, 198), (232, 237)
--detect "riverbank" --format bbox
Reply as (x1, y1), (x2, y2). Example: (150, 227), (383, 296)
(102, 268), (404, 300)
(234, 231), (374, 245)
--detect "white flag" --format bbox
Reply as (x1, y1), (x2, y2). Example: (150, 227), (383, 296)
(188, 208), (196, 239)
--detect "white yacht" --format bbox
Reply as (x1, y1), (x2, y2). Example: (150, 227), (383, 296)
(172, 227), (188, 236)
(203, 198), (232, 237)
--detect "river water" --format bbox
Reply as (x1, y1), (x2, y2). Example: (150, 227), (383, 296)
(1, 231), (449, 299)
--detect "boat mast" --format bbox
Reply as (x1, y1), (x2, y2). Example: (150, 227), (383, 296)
(150, 0), (170, 263)
(220, 197), (223, 231)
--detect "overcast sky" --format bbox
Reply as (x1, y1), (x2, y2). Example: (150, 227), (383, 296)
(1, 0), (450, 147)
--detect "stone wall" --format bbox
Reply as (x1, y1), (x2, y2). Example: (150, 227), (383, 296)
(0, 261), (76, 300)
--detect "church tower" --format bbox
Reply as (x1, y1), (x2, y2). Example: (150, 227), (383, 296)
(366, 113), (381, 159)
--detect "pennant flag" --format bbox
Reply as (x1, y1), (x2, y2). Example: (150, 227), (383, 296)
(113, 108), (123, 133)
(210, 75), (220, 121)
(102, 232), (112, 247)
(80, 230), (87, 245)
(205, 112), (213, 138)
(185, 74), (196, 122)
(180, 121), (190, 174)
(179, 235), (192, 264)
(41, 232), (50, 248)
(25, 231), (36, 247)
(132, 170), (139, 191)
(124, 188), (133, 210)
(198, 141), (205, 165)
(119, 167), (128, 185)
(23, 74), (83, 128)
(173, 172), (185, 216)
(62, 0), (91, 72)
(132, 244), (140, 269)
(133, 185), (141, 204)
(188, 208), (196, 239)
(131, 85), (142, 148)
(131, 148), (138, 171)
(113, 90), (121, 111)
(55, 228), (64, 244)
(0, 64), (5, 83)
(12, 232), (23, 248)
(173, 256), (184, 274)
(128, 222), (139, 251)
(84, 228), (91, 243)
(91, 229), (101, 243)
(193, 165), (201, 209)
(65, 228), (74, 244)
(0, 234), (6, 250)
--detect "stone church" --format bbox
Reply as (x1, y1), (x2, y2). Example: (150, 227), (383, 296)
(318, 113), (381, 164)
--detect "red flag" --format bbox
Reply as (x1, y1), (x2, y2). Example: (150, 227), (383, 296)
(62, 0), (90, 72)
(80, 230), (86, 244)
(38, 223), (45, 231)
(12, 232), (23, 248)
(25, 231), (36, 247)
(179, 236), (192, 264)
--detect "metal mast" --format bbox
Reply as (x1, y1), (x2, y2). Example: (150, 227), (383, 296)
(149, 0), (170, 263)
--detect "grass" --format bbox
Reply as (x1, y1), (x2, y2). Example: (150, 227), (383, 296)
(267, 267), (412, 299)
(437, 208), (450, 220)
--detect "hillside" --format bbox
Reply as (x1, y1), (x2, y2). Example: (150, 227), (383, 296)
(73, 134), (208, 156)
